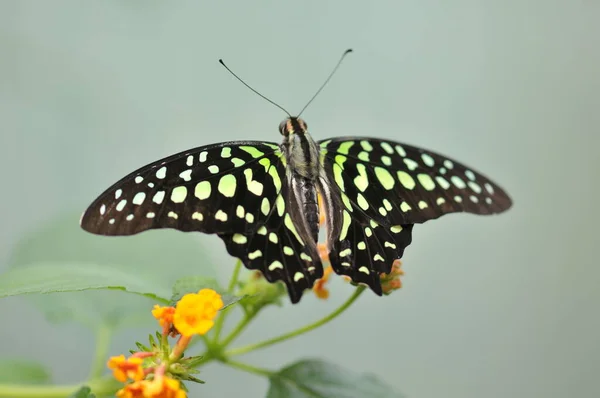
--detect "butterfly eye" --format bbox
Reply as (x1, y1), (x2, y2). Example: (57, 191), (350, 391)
(278, 120), (288, 135)
(299, 119), (308, 131)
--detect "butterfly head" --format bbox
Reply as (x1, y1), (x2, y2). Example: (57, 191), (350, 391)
(279, 117), (308, 137)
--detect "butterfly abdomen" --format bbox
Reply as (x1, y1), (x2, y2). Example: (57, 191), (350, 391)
(288, 176), (320, 243)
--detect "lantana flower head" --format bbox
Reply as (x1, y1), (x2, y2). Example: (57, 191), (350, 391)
(116, 376), (186, 398)
(173, 288), (224, 337)
(380, 259), (404, 295)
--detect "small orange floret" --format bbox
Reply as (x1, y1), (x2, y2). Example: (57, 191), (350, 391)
(313, 265), (334, 299)
(145, 373), (186, 398)
(381, 259), (404, 295)
(317, 194), (326, 226)
(317, 243), (330, 263)
(173, 288), (224, 337)
(152, 305), (175, 329)
(107, 355), (145, 383)
(116, 380), (146, 398)
(116, 377), (186, 398)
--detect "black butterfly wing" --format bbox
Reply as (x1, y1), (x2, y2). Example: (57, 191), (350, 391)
(80, 141), (322, 303)
(81, 141), (284, 236)
(318, 137), (512, 294)
(320, 137), (512, 224)
(218, 182), (323, 303)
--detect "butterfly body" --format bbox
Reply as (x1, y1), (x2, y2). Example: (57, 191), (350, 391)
(279, 117), (322, 245)
(81, 116), (512, 303)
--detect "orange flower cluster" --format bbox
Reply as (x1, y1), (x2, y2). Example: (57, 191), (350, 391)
(115, 370), (185, 398)
(108, 355), (145, 383)
(108, 354), (183, 397)
(151, 306), (175, 328)
(312, 257), (404, 299)
(108, 288), (224, 397)
(380, 259), (404, 294)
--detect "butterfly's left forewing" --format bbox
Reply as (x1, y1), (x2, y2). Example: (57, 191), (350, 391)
(81, 141), (285, 236)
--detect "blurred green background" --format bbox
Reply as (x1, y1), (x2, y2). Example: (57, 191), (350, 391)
(1, 0), (599, 397)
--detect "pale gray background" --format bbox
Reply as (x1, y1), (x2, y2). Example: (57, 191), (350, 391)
(1, 0), (599, 397)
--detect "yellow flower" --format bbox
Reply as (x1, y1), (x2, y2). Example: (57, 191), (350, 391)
(173, 289), (224, 337)
(313, 265), (334, 299)
(107, 355), (145, 383)
(152, 305), (175, 329)
(116, 377), (186, 398)
(145, 375), (187, 398)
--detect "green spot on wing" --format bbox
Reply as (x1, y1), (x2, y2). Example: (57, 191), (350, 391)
(217, 174), (237, 197)
(240, 146), (265, 158)
(194, 181), (211, 200)
(339, 211), (352, 240)
(337, 141), (354, 155)
(221, 147), (232, 158)
(374, 167), (395, 190)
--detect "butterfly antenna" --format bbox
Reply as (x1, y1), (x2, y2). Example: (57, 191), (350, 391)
(297, 48), (353, 117)
(219, 59), (291, 117)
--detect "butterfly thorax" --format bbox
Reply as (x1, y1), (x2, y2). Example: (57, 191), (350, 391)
(279, 117), (321, 180)
(279, 117), (321, 243)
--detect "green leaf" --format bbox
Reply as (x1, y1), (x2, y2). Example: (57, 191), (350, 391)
(0, 262), (171, 301)
(69, 386), (96, 398)
(267, 359), (403, 398)
(4, 212), (217, 329)
(170, 276), (245, 310)
(0, 359), (51, 384)
(0, 262), (172, 328)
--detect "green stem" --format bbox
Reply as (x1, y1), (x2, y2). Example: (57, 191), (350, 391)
(219, 312), (256, 348)
(0, 384), (78, 398)
(212, 259), (242, 343)
(87, 324), (112, 379)
(222, 359), (275, 378)
(0, 377), (118, 398)
(199, 334), (211, 348)
(227, 259), (243, 293)
(186, 327), (216, 351)
(192, 351), (213, 367)
(225, 286), (365, 357)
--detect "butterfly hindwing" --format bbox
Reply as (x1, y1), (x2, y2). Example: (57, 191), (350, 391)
(318, 170), (414, 295)
(219, 187), (323, 303)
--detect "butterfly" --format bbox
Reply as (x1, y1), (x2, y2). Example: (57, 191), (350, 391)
(80, 50), (512, 303)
